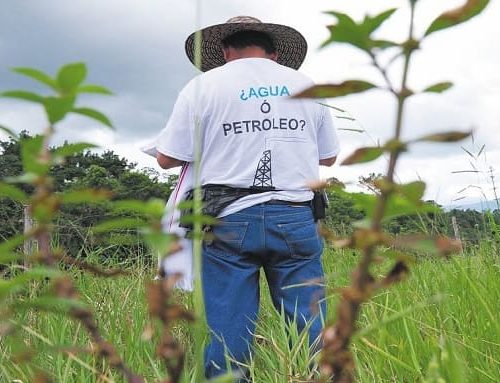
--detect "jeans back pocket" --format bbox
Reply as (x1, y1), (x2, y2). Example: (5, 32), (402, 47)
(210, 221), (249, 256)
(277, 221), (322, 259)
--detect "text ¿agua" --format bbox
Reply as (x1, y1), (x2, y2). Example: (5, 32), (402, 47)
(240, 85), (290, 101)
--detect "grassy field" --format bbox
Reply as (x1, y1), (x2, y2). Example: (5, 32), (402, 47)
(1, 243), (499, 382)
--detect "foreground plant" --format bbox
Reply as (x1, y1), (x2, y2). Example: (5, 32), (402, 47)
(0, 63), (194, 382)
(295, 0), (490, 381)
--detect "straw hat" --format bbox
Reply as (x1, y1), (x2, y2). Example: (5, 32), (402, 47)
(185, 16), (307, 72)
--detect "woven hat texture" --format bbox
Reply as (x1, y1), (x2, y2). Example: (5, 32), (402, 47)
(185, 16), (307, 72)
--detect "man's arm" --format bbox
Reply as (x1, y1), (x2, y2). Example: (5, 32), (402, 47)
(317, 104), (340, 167)
(157, 152), (184, 169)
(155, 85), (195, 169)
(319, 156), (337, 167)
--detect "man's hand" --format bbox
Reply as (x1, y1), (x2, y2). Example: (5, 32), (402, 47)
(157, 152), (184, 169)
(319, 156), (337, 166)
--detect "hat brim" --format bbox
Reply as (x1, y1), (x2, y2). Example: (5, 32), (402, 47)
(185, 22), (307, 72)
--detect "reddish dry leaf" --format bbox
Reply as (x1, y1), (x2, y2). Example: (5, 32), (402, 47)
(341, 147), (384, 166)
(381, 261), (409, 287)
(34, 373), (53, 383)
(436, 237), (463, 255)
(166, 240), (183, 256)
(425, 0), (490, 36)
(413, 131), (471, 143)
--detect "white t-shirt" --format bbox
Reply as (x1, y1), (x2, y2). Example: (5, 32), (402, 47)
(156, 57), (340, 217)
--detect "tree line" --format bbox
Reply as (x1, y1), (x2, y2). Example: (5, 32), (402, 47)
(0, 132), (176, 262)
(1, 133), (497, 262)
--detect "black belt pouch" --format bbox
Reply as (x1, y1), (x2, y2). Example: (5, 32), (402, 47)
(312, 191), (328, 221)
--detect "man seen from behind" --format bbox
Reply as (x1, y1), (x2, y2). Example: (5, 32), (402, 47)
(156, 16), (340, 381)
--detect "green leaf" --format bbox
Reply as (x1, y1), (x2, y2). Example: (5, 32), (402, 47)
(0, 267), (63, 300)
(21, 135), (50, 175)
(56, 62), (87, 94)
(11, 67), (57, 90)
(391, 235), (462, 256)
(52, 142), (98, 157)
(76, 84), (113, 95)
(11, 270), (60, 293)
(31, 202), (56, 223)
(375, 248), (415, 263)
(372, 39), (398, 49)
(4, 173), (39, 184)
(0, 234), (26, 253)
(384, 194), (436, 220)
(178, 213), (219, 226)
(362, 8), (397, 34)
(425, 0), (490, 37)
(112, 199), (165, 218)
(0, 280), (16, 301)
(72, 107), (113, 128)
(1, 90), (44, 103)
(384, 138), (407, 153)
(60, 188), (112, 204)
(43, 96), (76, 124)
(112, 200), (152, 213)
(323, 11), (366, 49)
(103, 233), (140, 246)
(16, 296), (88, 313)
(208, 373), (238, 383)
(338, 189), (435, 221)
(0, 183), (28, 203)
(176, 199), (195, 211)
(322, 9), (398, 52)
(0, 124), (19, 140)
(341, 147), (384, 165)
(398, 181), (426, 203)
(337, 190), (377, 215)
(92, 217), (146, 233)
(0, 252), (22, 264)
(422, 82), (453, 93)
(293, 81), (376, 99)
(142, 231), (177, 255)
(413, 131), (471, 143)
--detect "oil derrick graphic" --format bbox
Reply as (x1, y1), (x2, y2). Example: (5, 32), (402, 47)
(252, 150), (274, 189)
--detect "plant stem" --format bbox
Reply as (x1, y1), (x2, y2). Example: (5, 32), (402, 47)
(372, 1), (415, 226)
(31, 126), (146, 383)
(370, 53), (396, 95)
(320, 2), (418, 382)
(191, 1), (208, 379)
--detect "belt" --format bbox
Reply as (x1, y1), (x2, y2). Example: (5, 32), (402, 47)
(264, 199), (311, 207)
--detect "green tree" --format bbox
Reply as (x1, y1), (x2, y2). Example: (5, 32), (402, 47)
(0, 133), (176, 258)
(325, 190), (364, 235)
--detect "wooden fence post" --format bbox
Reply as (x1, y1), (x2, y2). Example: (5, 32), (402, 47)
(451, 215), (464, 255)
(451, 216), (460, 241)
(23, 205), (35, 268)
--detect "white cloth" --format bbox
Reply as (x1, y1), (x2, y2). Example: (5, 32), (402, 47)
(141, 141), (194, 291)
(145, 58), (341, 289)
(155, 58), (340, 217)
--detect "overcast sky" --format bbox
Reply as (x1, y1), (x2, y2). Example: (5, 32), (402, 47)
(1, 0), (499, 207)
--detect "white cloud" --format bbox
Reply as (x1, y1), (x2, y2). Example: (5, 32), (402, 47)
(1, 0), (498, 206)
(302, 0), (500, 206)
(0, 101), (47, 136)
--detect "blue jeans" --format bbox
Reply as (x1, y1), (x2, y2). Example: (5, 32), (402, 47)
(202, 202), (325, 380)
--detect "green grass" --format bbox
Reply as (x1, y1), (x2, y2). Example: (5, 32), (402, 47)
(1, 245), (499, 382)
(322, 246), (500, 383)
